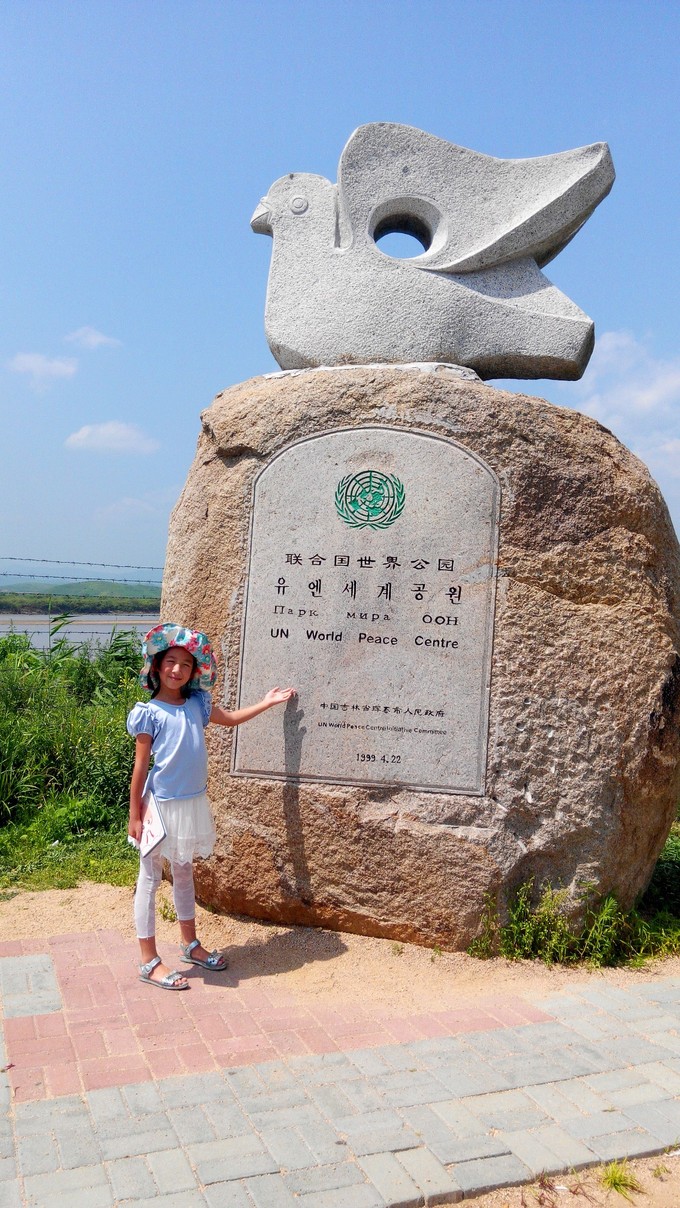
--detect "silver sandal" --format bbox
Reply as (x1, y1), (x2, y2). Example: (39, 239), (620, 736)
(179, 939), (228, 971)
(139, 956), (189, 990)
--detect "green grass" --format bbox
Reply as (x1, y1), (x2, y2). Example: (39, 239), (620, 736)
(468, 823), (680, 968)
(599, 1158), (644, 1200)
(0, 579), (160, 610)
(0, 623), (143, 889)
(0, 594), (161, 614)
(0, 808), (139, 891)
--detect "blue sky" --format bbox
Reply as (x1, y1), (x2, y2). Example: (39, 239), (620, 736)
(1, 0), (678, 583)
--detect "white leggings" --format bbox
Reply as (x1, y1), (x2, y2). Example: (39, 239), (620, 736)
(134, 851), (196, 939)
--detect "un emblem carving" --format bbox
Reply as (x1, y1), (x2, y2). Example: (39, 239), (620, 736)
(335, 470), (405, 530)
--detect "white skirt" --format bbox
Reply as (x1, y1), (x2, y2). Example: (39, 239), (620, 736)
(151, 791), (216, 865)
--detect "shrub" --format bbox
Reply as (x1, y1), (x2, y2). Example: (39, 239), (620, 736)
(468, 873), (680, 968)
(0, 624), (142, 826)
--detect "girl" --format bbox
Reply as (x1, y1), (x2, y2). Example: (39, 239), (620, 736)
(127, 622), (294, 990)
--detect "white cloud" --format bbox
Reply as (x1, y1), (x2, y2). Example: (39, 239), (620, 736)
(95, 487), (178, 524)
(65, 326), (121, 349)
(97, 496), (159, 519)
(65, 421), (159, 454)
(8, 352), (78, 389)
(567, 330), (680, 422)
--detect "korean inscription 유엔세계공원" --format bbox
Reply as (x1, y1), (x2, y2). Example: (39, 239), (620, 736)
(232, 426), (500, 794)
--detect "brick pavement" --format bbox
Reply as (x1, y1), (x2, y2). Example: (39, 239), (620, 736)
(2, 934), (680, 1205)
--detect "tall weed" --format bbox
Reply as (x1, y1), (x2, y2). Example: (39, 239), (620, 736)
(468, 876), (680, 968)
(0, 626), (142, 825)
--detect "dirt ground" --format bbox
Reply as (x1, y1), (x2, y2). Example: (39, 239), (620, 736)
(3, 882), (680, 1206)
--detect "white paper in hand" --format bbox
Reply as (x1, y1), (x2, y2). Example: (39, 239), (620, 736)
(139, 792), (167, 857)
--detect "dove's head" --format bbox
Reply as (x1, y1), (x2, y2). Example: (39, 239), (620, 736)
(251, 173), (337, 243)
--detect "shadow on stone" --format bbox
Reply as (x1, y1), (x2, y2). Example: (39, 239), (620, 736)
(282, 695), (311, 903)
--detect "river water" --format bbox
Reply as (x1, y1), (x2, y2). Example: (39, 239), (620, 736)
(0, 613), (160, 651)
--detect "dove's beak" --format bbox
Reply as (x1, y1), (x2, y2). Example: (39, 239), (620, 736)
(250, 201), (272, 235)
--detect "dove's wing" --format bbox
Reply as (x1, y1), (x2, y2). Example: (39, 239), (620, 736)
(337, 124), (614, 272)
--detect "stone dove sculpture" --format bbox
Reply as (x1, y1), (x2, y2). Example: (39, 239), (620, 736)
(251, 123), (614, 379)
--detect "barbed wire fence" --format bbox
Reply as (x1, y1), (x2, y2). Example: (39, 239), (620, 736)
(0, 556), (162, 640)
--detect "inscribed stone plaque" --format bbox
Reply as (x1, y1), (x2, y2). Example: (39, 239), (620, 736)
(232, 426), (499, 793)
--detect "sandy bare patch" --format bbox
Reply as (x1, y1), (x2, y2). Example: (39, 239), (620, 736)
(3, 881), (680, 1012)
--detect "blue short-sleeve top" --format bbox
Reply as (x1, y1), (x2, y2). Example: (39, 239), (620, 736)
(127, 689), (212, 800)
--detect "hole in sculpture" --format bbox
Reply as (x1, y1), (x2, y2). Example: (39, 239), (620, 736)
(373, 212), (432, 259)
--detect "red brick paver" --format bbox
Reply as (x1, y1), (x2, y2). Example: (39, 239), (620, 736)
(0, 933), (556, 1102)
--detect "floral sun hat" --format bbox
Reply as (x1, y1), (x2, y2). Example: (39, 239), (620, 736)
(140, 623), (218, 691)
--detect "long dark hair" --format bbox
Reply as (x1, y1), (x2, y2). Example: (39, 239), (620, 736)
(148, 648), (198, 700)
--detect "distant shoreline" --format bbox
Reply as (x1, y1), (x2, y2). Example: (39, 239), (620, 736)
(0, 596), (161, 615)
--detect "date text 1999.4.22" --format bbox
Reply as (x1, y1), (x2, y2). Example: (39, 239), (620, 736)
(357, 753), (401, 764)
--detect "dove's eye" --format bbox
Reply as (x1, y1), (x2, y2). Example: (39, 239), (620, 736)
(290, 196), (309, 215)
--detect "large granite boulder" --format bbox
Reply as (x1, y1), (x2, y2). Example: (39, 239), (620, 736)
(163, 366), (680, 949)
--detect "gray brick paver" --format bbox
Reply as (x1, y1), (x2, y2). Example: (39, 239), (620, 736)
(14, 1094), (87, 1127)
(449, 1152), (532, 1195)
(258, 1124), (317, 1169)
(425, 1134), (512, 1165)
(599, 1036), (679, 1065)
(622, 1098), (680, 1141)
(297, 1184), (385, 1207)
(188, 1134), (277, 1185)
(93, 1110), (174, 1141)
(120, 1194), (207, 1207)
(196, 1151), (278, 1186)
(87, 1087), (129, 1124)
(399, 1104), (465, 1151)
(0, 955), (61, 1017)
(57, 1122), (103, 1169)
(428, 1098), (489, 1137)
(283, 1162), (367, 1195)
(340, 1124), (421, 1158)
(22, 1162), (113, 1207)
(238, 1089), (308, 1115)
(0, 1162), (16, 1186)
(203, 1182), (254, 1208)
(203, 1100), (253, 1137)
(159, 1072), (231, 1108)
(16, 1131), (59, 1177)
(358, 1151), (422, 1207)
(549, 1077), (610, 1114)
(167, 1105), (216, 1144)
(376, 1071), (450, 1109)
(147, 1147), (198, 1195)
(242, 1172), (299, 1207)
(287, 1053), (354, 1080)
(639, 1062), (680, 1095)
(295, 1114), (350, 1163)
(336, 1077), (385, 1113)
(565, 1109), (637, 1140)
(107, 1154), (157, 1201)
(309, 1083), (359, 1120)
(348, 1049), (394, 1077)
(123, 1083), (165, 1115)
(606, 1083), (671, 1108)
(500, 1127), (567, 1176)
(429, 1063), (510, 1097)
(531, 1124), (598, 1170)
(0, 1180), (21, 1207)
(396, 1146), (463, 1204)
(100, 1126), (179, 1161)
(587, 1128), (665, 1161)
